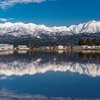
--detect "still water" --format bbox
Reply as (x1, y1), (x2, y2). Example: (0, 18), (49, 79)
(0, 50), (100, 100)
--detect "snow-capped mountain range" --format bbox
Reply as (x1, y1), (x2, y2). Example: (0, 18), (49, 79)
(0, 20), (100, 38)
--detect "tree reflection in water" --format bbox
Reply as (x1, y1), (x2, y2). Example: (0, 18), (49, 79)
(78, 52), (100, 59)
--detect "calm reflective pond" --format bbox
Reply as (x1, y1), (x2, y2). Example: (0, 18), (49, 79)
(0, 50), (100, 100)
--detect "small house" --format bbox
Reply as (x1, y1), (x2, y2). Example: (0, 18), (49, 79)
(73, 46), (83, 49)
(45, 46), (50, 50)
(87, 46), (92, 49)
(18, 45), (29, 50)
(82, 45), (88, 49)
(57, 45), (64, 49)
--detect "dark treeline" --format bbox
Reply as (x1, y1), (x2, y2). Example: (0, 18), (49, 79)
(78, 38), (100, 46)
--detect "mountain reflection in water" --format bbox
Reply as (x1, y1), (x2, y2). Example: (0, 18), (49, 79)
(0, 50), (99, 77)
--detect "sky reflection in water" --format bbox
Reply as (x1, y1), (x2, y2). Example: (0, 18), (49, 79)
(0, 50), (100, 100)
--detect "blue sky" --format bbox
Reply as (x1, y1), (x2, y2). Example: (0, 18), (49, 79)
(0, 0), (100, 27)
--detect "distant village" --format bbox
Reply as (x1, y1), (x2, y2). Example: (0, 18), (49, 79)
(0, 38), (100, 51)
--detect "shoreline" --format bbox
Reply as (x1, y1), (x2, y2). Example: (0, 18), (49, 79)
(0, 48), (100, 52)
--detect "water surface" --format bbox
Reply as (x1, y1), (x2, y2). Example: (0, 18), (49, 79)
(0, 50), (100, 100)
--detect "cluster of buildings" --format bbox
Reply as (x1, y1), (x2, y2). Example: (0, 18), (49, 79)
(0, 44), (100, 51)
(44, 45), (69, 50)
(73, 45), (100, 49)
(41, 45), (100, 50)
(0, 44), (29, 51)
(0, 44), (70, 50)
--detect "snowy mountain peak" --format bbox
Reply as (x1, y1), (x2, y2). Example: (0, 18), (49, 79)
(0, 20), (100, 37)
(68, 20), (100, 34)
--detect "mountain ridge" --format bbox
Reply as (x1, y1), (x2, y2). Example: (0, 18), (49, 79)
(0, 20), (100, 38)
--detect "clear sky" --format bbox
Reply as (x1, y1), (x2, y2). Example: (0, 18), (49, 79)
(0, 0), (100, 27)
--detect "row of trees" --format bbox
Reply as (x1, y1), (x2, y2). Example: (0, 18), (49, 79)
(78, 38), (100, 46)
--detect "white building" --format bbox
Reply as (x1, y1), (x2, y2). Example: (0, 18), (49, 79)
(87, 46), (92, 49)
(0, 44), (14, 50)
(82, 45), (88, 49)
(57, 45), (64, 49)
(73, 45), (92, 49)
(45, 46), (50, 50)
(18, 45), (29, 50)
(73, 46), (83, 49)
